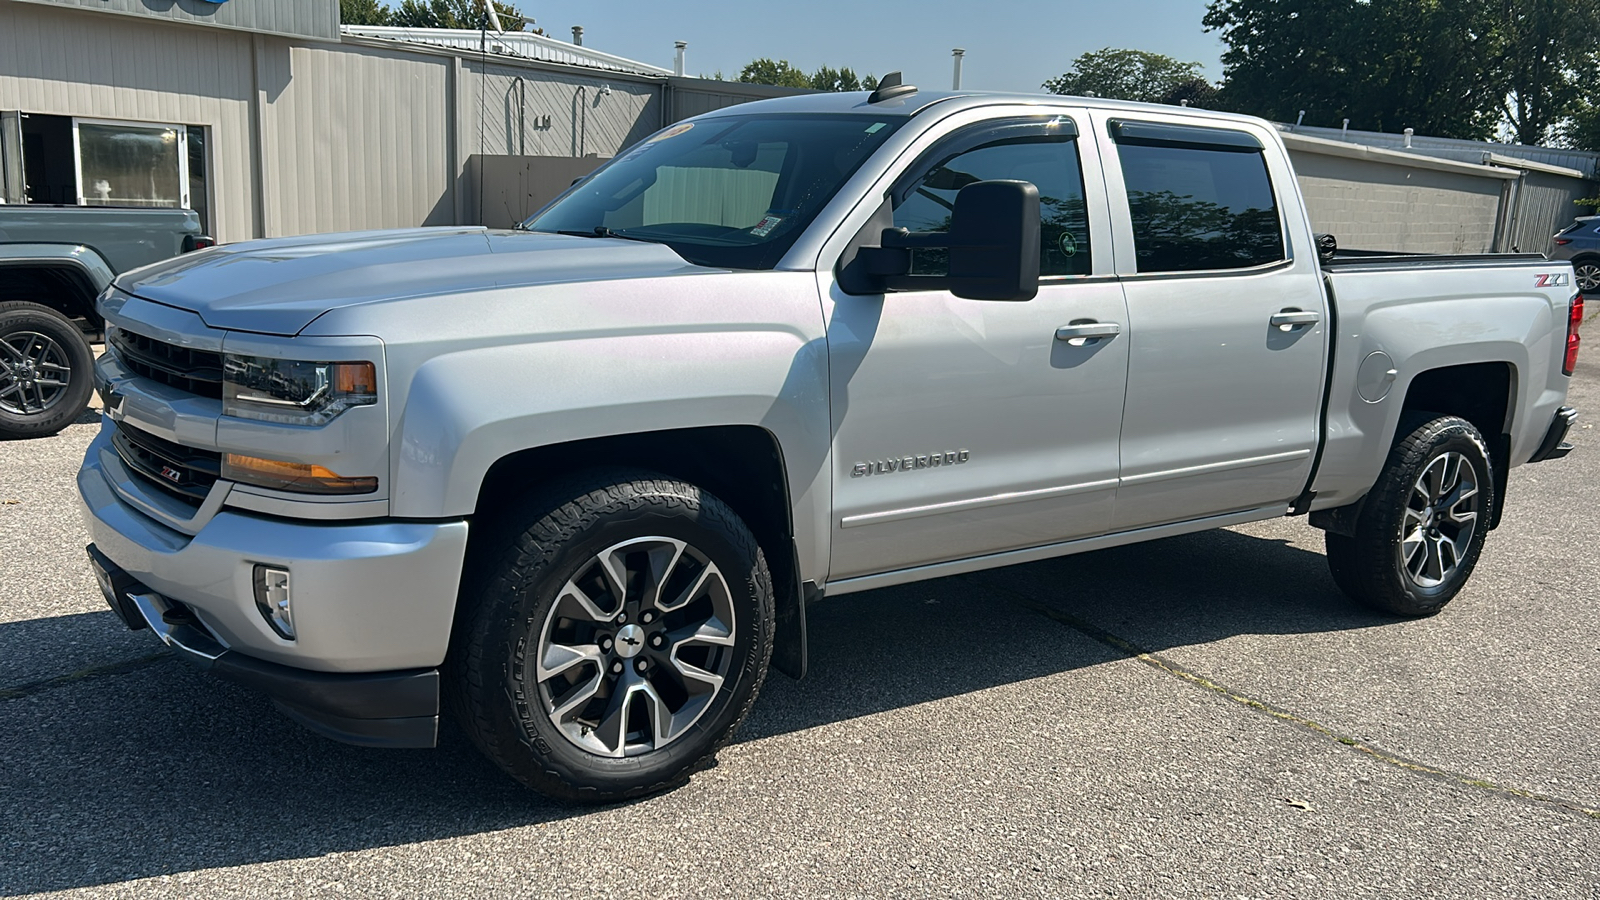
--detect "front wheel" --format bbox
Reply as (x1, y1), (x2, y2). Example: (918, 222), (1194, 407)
(1325, 415), (1495, 616)
(451, 470), (775, 802)
(0, 301), (96, 440)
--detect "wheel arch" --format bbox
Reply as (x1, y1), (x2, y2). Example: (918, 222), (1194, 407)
(1398, 361), (1514, 529)
(0, 245), (115, 324)
(468, 425), (810, 679)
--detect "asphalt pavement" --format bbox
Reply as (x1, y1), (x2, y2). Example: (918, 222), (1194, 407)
(2, 354), (1597, 899)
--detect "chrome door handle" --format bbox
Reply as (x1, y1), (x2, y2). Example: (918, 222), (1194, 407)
(1055, 321), (1122, 346)
(1270, 309), (1321, 330)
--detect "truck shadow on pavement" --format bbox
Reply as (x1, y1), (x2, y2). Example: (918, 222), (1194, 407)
(0, 526), (1388, 895)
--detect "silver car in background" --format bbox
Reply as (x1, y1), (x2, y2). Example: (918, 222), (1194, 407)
(1553, 215), (1600, 293)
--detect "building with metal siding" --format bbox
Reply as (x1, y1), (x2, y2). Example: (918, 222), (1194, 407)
(0, 0), (792, 244)
(8, 0), (341, 42)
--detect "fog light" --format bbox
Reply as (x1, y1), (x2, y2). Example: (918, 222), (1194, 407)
(253, 565), (295, 640)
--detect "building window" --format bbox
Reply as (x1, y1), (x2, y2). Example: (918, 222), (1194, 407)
(74, 119), (190, 209)
(1, 113), (209, 232)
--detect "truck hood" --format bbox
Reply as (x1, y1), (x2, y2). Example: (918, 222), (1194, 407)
(114, 228), (714, 335)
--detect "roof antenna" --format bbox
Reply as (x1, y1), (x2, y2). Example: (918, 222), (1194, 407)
(868, 71), (917, 104)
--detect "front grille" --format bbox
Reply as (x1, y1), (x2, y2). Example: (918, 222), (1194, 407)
(112, 422), (221, 507)
(110, 329), (224, 399)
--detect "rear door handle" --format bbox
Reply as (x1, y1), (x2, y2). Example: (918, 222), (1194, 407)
(1055, 321), (1122, 346)
(1270, 309), (1321, 330)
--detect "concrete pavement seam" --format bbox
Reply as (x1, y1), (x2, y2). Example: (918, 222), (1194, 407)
(0, 652), (173, 701)
(983, 582), (1600, 823)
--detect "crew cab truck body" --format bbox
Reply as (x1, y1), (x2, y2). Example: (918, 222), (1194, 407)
(78, 84), (1581, 802)
(0, 206), (209, 437)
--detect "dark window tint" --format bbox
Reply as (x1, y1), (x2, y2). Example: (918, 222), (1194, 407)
(1117, 142), (1283, 272)
(894, 136), (1091, 277)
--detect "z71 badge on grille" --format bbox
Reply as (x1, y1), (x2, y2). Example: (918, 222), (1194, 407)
(852, 449), (969, 477)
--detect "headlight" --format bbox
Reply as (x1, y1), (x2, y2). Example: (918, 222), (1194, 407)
(223, 355), (377, 425)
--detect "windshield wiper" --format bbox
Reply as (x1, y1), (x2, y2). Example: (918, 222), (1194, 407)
(552, 227), (658, 244)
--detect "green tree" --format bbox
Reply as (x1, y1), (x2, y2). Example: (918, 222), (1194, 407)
(340, 0), (393, 25)
(739, 60), (878, 91)
(1160, 76), (1219, 108)
(1202, 0), (1503, 139)
(1497, 0), (1600, 146)
(810, 66), (870, 92)
(1042, 48), (1208, 103)
(391, 0), (532, 32)
(738, 58), (812, 89)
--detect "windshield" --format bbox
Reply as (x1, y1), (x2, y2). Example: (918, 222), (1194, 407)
(523, 114), (905, 270)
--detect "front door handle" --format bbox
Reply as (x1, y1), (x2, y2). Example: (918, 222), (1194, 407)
(1270, 309), (1321, 330)
(1055, 321), (1122, 346)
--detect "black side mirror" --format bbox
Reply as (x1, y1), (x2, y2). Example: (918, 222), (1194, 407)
(838, 180), (1040, 301)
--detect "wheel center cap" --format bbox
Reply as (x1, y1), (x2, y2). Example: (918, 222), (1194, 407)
(614, 624), (644, 659)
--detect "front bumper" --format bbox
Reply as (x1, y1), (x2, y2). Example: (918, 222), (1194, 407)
(78, 424), (469, 673)
(1528, 406), (1578, 463)
(87, 546), (440, 748)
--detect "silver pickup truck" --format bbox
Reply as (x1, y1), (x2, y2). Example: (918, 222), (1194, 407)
(78, 79), (1582, 803)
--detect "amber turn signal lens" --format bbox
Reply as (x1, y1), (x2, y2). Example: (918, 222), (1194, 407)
(223, 454), (378, 495)
(333, 362), (376, 396)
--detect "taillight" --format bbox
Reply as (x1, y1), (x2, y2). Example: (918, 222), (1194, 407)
(1564, 293), (1583, 376)
(182, 234), (215, 253)
(1555, 238), (1573, 245)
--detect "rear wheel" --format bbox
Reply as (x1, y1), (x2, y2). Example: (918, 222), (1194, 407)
(1324, 415), (1494, 616)
(1573, 258), (1600, 294)
(451, 470), (774, 802)
(0, 301), (95, 440)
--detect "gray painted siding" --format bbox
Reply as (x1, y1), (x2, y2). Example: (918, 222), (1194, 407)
(259, 41), (455, 236)
(472, 63), (660, 160)
(1508, 170), (1594, 255)
(10, 0), (340, 42)
(1290, 150), (1504, 254)
(0, 2), (258, 242)
(668, 79), (813, 123)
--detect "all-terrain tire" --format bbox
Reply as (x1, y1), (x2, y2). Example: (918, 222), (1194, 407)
(0, 301), (95, 439)
(1324, 414), (1495, 616)
(449, 469), (775, 803)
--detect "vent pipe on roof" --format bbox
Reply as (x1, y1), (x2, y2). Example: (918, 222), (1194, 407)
(571, 25), (583, 46)
(952, 48), (965, 89)
(1342, 118), (1349, 138)
(1404, 127), (1414, 149)
(674, 41), (687, 77)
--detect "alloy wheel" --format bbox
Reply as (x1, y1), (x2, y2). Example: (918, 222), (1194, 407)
(1398, 450), (1480, 588)
(1574, 261), (1600, 294)
(0, 330), (72, 416)
(535, 535), (738, 758)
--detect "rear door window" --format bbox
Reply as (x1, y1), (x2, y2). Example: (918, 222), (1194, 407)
(1111, 122), (1284, 273)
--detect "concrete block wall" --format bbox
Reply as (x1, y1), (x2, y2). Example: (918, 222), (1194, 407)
(1289, 150), (1505, 254)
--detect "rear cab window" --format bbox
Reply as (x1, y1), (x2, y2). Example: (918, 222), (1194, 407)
(1108, 120), (1285, 273)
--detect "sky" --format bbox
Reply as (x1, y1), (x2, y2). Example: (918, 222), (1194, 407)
(525, 0), (1227, 92)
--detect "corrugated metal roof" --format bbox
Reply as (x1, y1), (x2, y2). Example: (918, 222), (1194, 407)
(340, 25), (671, 77)
(1278, 123), (1600, 179)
